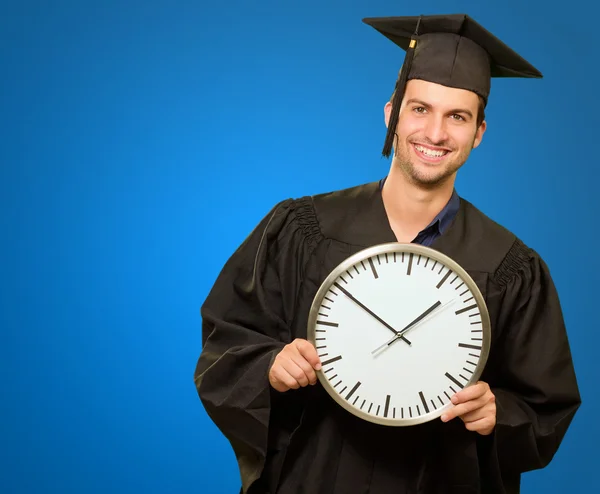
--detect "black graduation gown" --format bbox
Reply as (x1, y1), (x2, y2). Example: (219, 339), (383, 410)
(194, 181), (581, 494)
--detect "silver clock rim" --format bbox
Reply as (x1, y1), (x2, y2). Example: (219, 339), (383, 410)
(306, 242), (491, 427)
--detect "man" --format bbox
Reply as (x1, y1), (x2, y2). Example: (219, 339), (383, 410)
(194, 14), (581, 494)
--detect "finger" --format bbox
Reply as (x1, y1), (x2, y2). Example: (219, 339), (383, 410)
(280, 358), (311, 387)
(294, 339), (322, 370)
(441, 397), (486, 422)
(289, 352), (318, 385)
(457, 406), (490, 424)
(451, 382), (488, 404)
(443, 391), (496, 423)
(269, 366), (296, 392)
(463, 416), (495, 435)
(272, 363), (304, 390)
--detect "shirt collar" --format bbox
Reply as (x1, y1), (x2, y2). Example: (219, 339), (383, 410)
(426, 188), (460, 235)
(378, 176), (460, 235)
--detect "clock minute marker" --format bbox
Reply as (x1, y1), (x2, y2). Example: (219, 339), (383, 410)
(445, 372), (465, 389)
(419, 391), (430, 414)
(458, 343), (482, 351)
(321, 355), (342, 366)
(345, 381), (361, 401)
(456, 304), (478, 315)
(317, 320), (338, 327)
(437, 270), (452, 288)
(368, 258), (379, 279)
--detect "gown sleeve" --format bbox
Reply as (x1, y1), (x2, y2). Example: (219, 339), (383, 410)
(480, 238), (581, 483)
(193, 197), (322, 493)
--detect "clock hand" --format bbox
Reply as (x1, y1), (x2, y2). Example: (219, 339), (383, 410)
(333, 282), (411, 346)
(370, 299), (456, 355)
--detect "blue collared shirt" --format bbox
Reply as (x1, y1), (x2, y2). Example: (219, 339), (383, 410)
(378, 177), (460, 247)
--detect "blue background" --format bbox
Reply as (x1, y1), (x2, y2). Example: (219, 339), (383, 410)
(1, 0), (598, 492)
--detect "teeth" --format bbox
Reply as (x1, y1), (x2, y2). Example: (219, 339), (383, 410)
(415, 144), (447, 158)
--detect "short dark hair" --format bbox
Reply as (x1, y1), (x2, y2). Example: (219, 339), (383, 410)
(476, 96), (486, 128)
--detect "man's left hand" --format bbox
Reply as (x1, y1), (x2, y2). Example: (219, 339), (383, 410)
(441, 381), (496, 436)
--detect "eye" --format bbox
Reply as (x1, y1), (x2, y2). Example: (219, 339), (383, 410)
(413, 106), (427, 114)
(450, 114), (465, 121)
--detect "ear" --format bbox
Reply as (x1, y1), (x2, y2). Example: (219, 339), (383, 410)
(472, 120), (487, 149)
(384, 101), (393, 128)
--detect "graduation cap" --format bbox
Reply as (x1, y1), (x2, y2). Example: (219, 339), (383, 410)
(362, 14), (543, 157)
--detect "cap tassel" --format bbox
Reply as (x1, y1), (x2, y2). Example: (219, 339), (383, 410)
(382, 17), (422, 158)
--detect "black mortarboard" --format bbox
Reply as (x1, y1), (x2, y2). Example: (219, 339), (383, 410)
(362, 14), (543, 157)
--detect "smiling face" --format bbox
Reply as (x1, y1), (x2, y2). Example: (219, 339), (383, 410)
(385, 79), (487, 188)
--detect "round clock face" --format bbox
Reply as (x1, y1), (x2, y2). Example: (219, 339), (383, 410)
(307, 243), (491, 426)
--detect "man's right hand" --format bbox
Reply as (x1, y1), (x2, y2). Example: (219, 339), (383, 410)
(269, 338), (322, 392)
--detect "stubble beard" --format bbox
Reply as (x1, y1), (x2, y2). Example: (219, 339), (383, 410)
(393, 135), (475, 189)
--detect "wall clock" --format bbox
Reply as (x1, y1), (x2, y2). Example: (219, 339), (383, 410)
(307, 242), (490, 426)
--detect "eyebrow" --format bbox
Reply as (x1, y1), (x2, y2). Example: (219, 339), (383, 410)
(405, 98), (474, 119)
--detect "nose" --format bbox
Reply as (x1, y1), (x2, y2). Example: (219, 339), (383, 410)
(424, 115), (449, 145)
